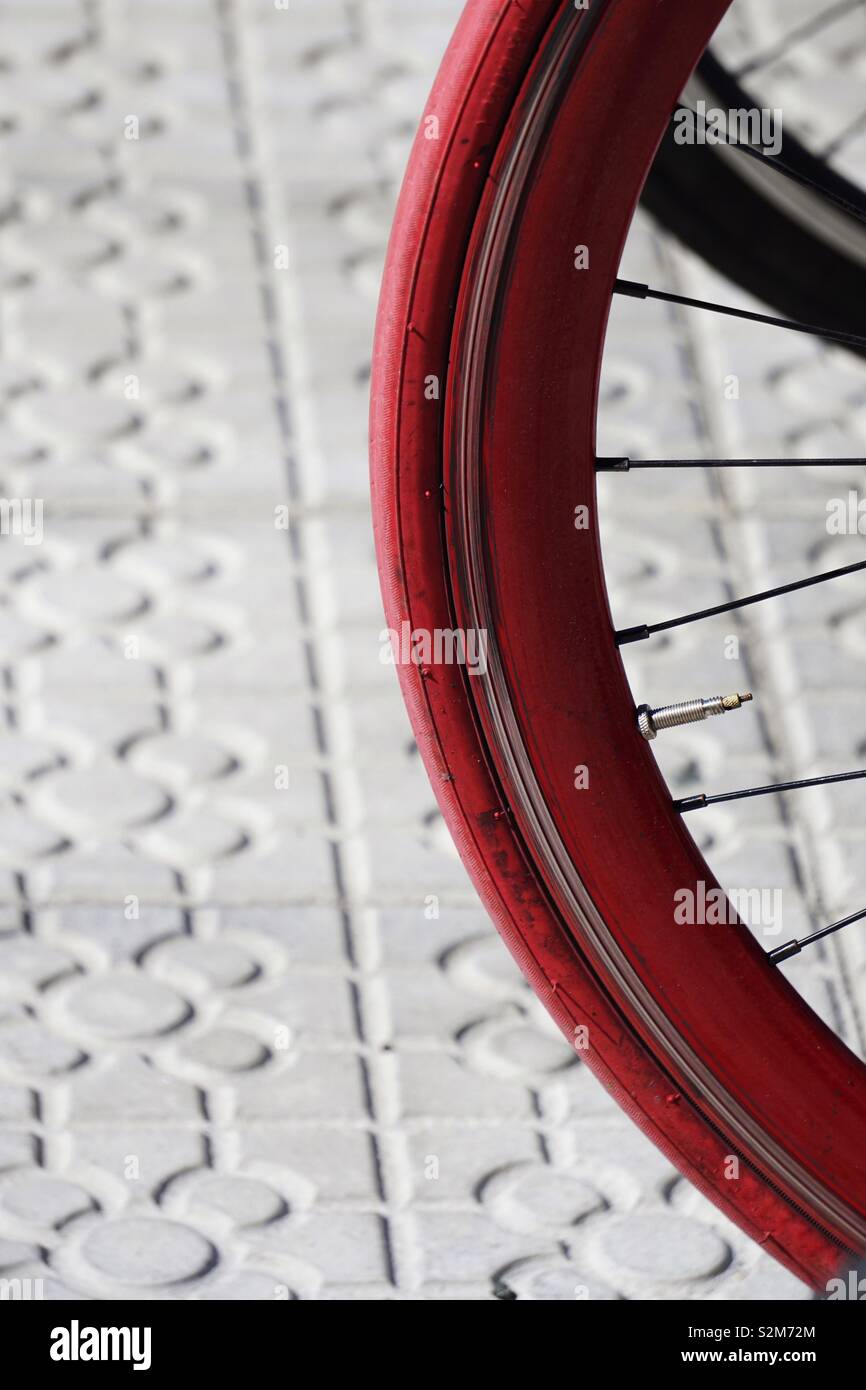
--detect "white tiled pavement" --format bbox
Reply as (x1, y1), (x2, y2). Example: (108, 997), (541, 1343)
(0, 0), (863, 1300)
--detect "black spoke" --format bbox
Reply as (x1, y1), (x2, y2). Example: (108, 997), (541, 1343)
(614, 279), (866, 353)
(616, 557), (866, 646)
(597, 456), (866, 472)
(733, 0), (863, 79)
(675, 768), (866, 814)
(768, 906), (866, 966)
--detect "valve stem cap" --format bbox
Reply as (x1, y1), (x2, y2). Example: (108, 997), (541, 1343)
(637, 692), (753, 741)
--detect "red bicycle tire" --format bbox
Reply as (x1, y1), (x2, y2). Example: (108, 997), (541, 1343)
(370, 0), (866, 1289)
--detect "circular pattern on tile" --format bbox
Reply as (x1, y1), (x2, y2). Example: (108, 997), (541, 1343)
(178, 1028), (269, 1074)
(194, 1175), (288, 1227)
(31, 766), (170, 832)
(62, 974), (193, 1041)
(82, 1217), (216, 1286)
(0, 1173), (96, 1227)
(599, 1214), (732, 1282)
(481, 1164), (607, 1236)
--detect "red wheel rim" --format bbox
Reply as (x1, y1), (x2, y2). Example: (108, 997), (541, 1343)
(371, 0), (866, 1287)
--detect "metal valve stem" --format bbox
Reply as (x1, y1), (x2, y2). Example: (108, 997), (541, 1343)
(637, 692), (753, 741)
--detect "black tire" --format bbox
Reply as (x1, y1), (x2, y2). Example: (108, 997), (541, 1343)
(642, 52), (866, 344)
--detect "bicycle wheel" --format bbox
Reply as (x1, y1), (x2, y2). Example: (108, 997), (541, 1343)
(370, 0), (866, 1289)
